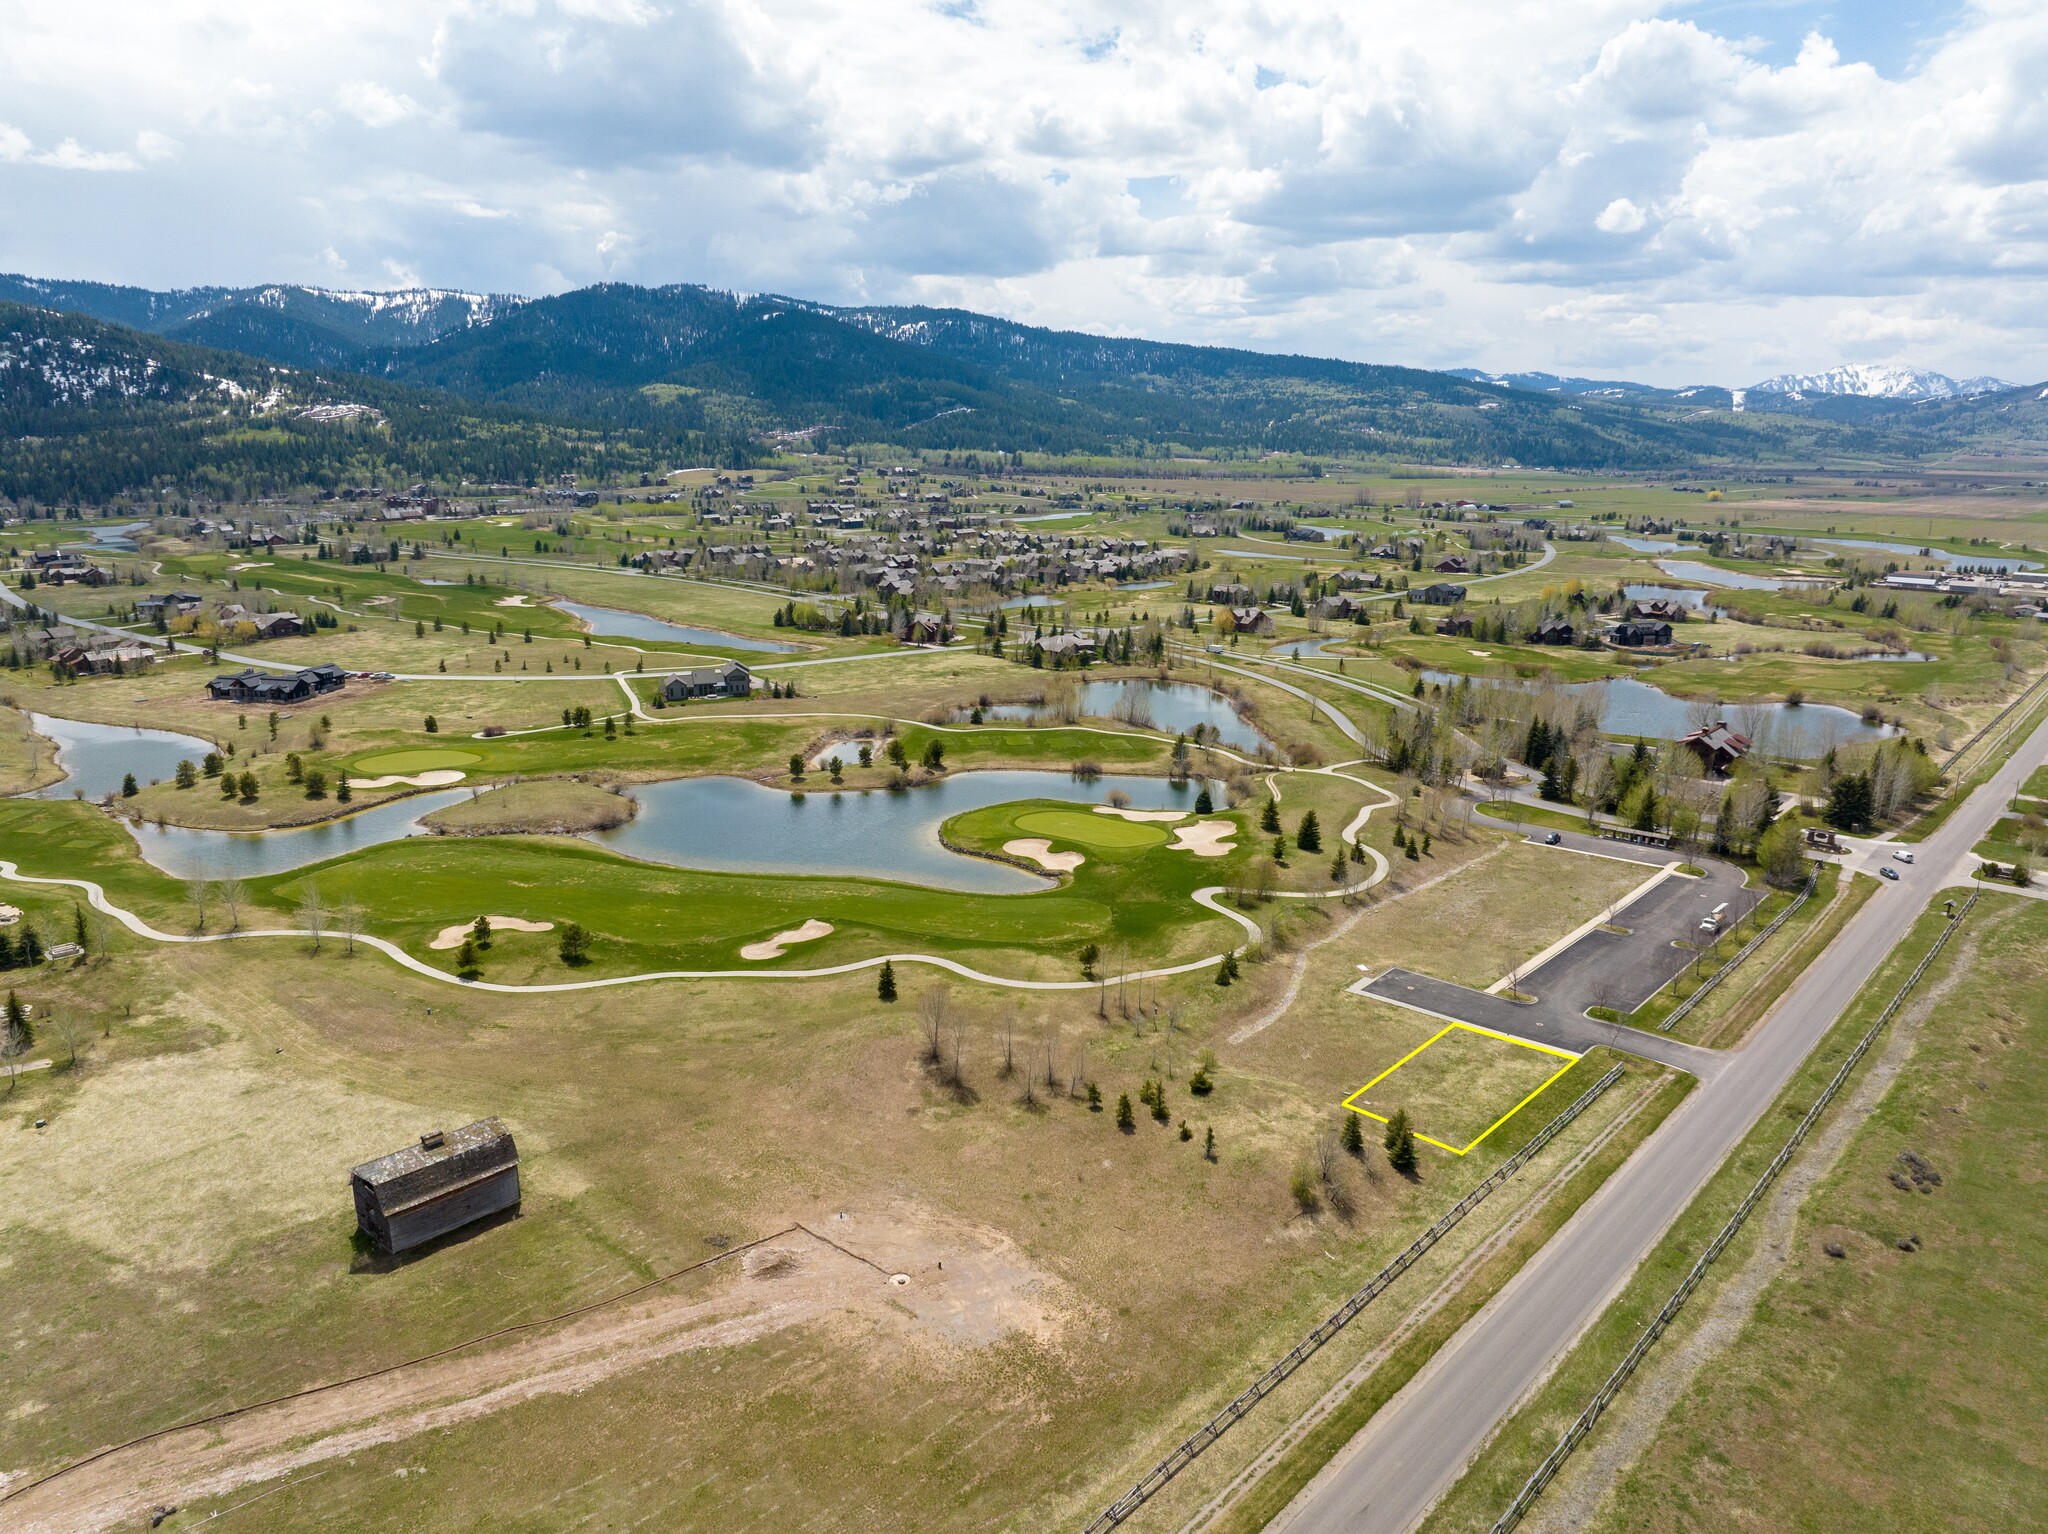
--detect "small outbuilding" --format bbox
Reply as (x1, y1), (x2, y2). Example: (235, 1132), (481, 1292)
(350, 1118), (521, 1256)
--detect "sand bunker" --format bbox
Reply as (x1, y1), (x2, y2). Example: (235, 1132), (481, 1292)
(494, 595), (534, 607)
(1093, 806), (1187, 823)
(1004, 838), (1085, 872)
(224, 561), (273, 573)
(1169, 820), (1237, 857)
(429, 916), (555, 951)
(741, 919), (834, 960)
(347, 769), (469, 789)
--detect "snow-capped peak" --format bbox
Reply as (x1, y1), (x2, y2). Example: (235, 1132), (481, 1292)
(1747, 365), (2011, 402)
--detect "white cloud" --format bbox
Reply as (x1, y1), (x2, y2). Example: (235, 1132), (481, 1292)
(0, 0), (2040, 384)
(336, 80), (419, 128)
(1595, 197), (1647, 234)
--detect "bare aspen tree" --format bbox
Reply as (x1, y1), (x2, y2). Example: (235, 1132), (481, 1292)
(44, 1010), (89, 1071)
(1069, 1040), (1086, 1099)
(187, 878), (211, 934)
(1043, 1026), (1059, 1090)
(918, 985), (949, 1066)
(299, 883), (325, 953)
(999, 1013), (1016, 1078)
(338, 901), (364, 957)
(947, 1018), (966, 1089)
(218, 877), (244, 931)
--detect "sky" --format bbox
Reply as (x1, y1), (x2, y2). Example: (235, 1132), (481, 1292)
(0, 0), (2043, 387)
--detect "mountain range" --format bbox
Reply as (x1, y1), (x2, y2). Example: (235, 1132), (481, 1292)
(1450, 364), (2013, 405)
(3, 273), (2046, 502)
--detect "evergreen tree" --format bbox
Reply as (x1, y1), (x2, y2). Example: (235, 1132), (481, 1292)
(17, 923), (42, 966)
(1273, 832), (1288, 863)
(175, 759), (197, 789)
(557, 922), (590, 965)
(1204, 1125), (1216, 1161)
(1341, 1111), (1365, 1156)
(1332, 850), (1348, 882)
(237, 771), (258, 800)
(1116, 1092), (1135, 1131)
(877, 959), (897, 1002)
(471, 915), (493, 949)
(1087, 1082), (1102, 1110)
(1384, 1108), (1418, 1174)
(1712, 792), (1736, 855)
(121, 772), (138, 798)
(455, 937), (482, 979)
(1296, 811), (1322, 852)
(1193, 788), (1214, 814)
(1261, 797), (1281, 833)
(1216, 952), (1240, 986)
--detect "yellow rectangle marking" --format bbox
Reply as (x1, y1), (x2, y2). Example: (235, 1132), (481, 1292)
(1341, 1022), (1582, 1157)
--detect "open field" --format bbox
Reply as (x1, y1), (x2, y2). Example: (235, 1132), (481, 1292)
(1342, 1020), (1577, 1155)
(0, 815), (1662, 1534)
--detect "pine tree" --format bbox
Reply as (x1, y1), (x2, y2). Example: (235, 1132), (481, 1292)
(1273, 832), (1288, 863)
(1204, 1125), (1216, 1161)
(1216, 952), (1240, 986)
(1261, 797), (1281, 833)
(121, 773), (138, 798)
(1087, 1082), (1103, 1111)
(1296, 811), (1322, 852)
(455, 937), (482, 979)
(1116, 1092), (1135, 1131)
(877, 959), (897, 1002)
(1384, 1108), (1418, 1174)
(1194, 788), (1214, 814)
(1341, 1111), (1364, 1155)
(558, 922), (590, 965)
(471, 915), (493, 949)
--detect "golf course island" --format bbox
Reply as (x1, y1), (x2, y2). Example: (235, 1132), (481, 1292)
(3, 455), (2042, 1534)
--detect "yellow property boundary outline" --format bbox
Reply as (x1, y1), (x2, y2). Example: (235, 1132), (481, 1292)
(1341, 1021), (1580, 1156)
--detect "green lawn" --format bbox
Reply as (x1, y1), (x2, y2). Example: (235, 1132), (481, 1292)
(1011, 808), (1170, 849)
(349, 747), (482, 774)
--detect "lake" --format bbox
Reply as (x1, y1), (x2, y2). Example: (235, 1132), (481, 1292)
(1813, 537), (2041, 573)
(25, 713), (214, 802)
(119, 789), (473, 881)
(1622, 584), (1718, 610)
(1612, 536), (1700, 553)
(984, 680), (1271, 752)
(1655, 560), (1831, 592)
(550, 599), (801, 653)
(1420, 671), (1892, 756)
(591, 770), (1224, 893)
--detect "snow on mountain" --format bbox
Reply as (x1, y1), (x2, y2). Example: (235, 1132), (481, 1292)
(1747, 365), (2012, 402)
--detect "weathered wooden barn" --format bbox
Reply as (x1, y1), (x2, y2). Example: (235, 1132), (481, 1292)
(350, 1118), (521, 1255)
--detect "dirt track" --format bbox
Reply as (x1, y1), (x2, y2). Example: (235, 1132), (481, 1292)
(1, 1208), (1063, 1533)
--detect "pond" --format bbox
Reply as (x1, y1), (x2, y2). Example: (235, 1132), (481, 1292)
(119, 789), (473, 881)
(591, 770), (1225, 893)
(1812, 537), (2041, 573)
(1611, 535), (1701, 553)
(550, 599), (802, 653)
(1271, 637), (1339, 658)
(984, 680), (1271, 752)
(1654, 560), (1831, 592)
(1000, 595), (1066, 611)
(1419, 671), (1893, 756)
(1622, 584), (1719, 611)
(24, 713), (215, 802)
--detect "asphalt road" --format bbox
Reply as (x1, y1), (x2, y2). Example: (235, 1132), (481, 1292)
(1272, 713), (2048, 1534)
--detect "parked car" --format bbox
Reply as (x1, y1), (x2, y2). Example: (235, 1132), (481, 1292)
(1880, 865), (1900, 881)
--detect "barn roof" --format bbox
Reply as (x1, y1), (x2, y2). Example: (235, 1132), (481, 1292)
(351, 1118), (518, 1217)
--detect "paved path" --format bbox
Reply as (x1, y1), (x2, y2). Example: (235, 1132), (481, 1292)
(1271, 711), (2048, 1534)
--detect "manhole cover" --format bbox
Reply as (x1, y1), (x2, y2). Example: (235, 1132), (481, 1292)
(889, 1273), (911, 1287)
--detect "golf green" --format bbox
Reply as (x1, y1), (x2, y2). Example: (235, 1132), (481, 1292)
(350, 747), (483, 774)
(1012, 809), (1169, 849)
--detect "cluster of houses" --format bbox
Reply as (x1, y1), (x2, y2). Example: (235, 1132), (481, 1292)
(668, 528), (1193, 608)
(134, 591), (307, 641)
(1878, 568), (2048, 610)
(21, 550), (112, 586)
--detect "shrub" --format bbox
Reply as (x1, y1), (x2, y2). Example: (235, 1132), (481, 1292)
(557, 922), (590, 966)
(1289, 1166), (1320, 1214)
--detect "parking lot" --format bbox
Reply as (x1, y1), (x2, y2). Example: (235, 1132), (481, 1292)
(1351, 837), (1761, 1077)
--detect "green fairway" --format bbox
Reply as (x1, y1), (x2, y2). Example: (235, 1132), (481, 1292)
(349, 747), (483, 774)
(1012, 808), (1170, 848)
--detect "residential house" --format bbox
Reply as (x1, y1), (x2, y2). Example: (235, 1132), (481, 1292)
(659, 661), (752, 701)
(1413, 583), (1468, 605)
(206, 663), (349, 704)
(1530, 616), (1575, 645)
(1678, 721), (1752, 775)
(1626, 598), (1689, 624)
(1433, 555), (1471, 574)
(1435, 614), (1475, 637)
(1607, 619), (1673, 648)
(1227, 606), (1275, 635)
